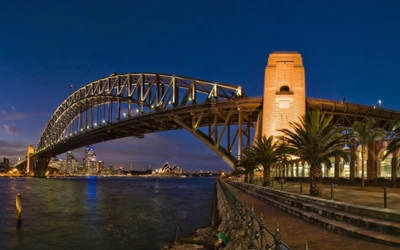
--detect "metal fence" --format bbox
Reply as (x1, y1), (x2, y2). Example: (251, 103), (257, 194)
(218, 180), (291, 250)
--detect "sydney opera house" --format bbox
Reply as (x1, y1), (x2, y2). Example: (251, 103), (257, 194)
(152, 162), (183, 175)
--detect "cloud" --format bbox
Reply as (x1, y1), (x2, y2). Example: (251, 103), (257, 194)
(3, 124), (21, 135)
(11, 106), (16, 110)
(0, 140), (27, 160)
(0, 112), (28, 122)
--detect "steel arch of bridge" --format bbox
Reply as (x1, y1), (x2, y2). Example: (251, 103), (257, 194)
(36, 73), (255, 167)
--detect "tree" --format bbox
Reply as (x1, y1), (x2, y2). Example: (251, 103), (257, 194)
(352, 118), (386, 188)
(384, 116), (400, 158)
(279, 110), (351, 197)
(250, 135), (282, 186)
(234, 147), (259, 184)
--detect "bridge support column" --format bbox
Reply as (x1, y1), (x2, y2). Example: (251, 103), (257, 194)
(392, 150), (398, 187)
(334, 152), (340, 182)
(33, 157), (51, 177)
(367, 141), (378, 184)
(349, 139), (356, 183)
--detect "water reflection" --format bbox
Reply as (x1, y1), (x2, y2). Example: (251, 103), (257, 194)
(0, 177), (215, 250)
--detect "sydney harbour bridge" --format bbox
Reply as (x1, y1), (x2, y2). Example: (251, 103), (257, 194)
(15, 52), (400, 185)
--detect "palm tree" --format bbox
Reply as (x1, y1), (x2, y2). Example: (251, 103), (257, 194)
(279, 110), (351, 197)
(234, 148), (258, 184)
(352, 118), (386, 188)
(383, 116), (400, 182)
(384, 116), (400, 160)
(250, 135), (282, 187)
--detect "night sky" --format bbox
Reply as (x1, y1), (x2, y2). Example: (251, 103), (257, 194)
(0, 0), (399, 172)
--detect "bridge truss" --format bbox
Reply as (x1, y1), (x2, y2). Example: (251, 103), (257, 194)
(36, 73), (261, 167)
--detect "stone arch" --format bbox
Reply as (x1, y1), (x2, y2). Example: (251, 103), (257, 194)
(377, 148), (392, 178)
(356, 144), (368, 178)
(291, 162), (297, 177)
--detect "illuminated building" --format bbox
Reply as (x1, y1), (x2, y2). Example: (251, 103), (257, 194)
(85, 146), (97, 176)
(67, 151), (73, 173)
(153, 162), (183, 174)
(96, 160), (104, 174)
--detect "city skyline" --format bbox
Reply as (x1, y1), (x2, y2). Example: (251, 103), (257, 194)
(1, 0), (400, 172)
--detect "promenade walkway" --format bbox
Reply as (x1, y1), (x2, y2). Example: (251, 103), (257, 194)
(225, 180), (400, 250)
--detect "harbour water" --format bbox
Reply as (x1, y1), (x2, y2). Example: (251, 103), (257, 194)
(0, 177), (216, 250)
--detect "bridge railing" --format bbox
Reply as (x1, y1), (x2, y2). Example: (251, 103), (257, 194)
(218, 179), (291, 250)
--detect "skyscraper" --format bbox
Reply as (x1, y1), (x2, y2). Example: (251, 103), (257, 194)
(85, 146), (97, 176)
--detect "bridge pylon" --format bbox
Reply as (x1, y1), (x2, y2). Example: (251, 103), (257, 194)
(260, 51), (306, 139)
(26, 145), (35, 173)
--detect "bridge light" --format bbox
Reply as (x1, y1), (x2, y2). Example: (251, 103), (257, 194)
(102, 120), (106, 123)
(87, 126), (90, 129)
(70, 133), (72, 136)
(168, 101), (171, 105)
(123, 113), (127, 116)
(373, 99), (382, 109)
(81, 128), (83, 131)
(151, 105), (154, 109)
(237, 86), (242, 96)
(136, 109), (139, 113)
(94, 123), (97, 126)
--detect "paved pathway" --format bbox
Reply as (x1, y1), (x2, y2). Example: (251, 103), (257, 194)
(225, 182), (400, 250)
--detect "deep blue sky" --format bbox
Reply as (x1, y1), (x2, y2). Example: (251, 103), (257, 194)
(0, 0), (399, 172)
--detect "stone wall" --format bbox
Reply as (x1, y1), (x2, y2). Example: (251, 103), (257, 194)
(215, 180), (250, 250)
(162, 181), (249, 250)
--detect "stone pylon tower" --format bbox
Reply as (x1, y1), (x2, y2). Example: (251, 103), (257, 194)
(26, 145), (35, 173)
(261, 52), (306, 138)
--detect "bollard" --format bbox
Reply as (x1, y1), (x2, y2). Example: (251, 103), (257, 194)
(16, 194), (21, 228)
(300, 182), (303, 194)
(244, 203), (249, 237)
(259, 213), (265, 249)
(305, 242), (309, 250)
(281, 180), (283, 191)
(384, 186), (387, 209)
(330, 183), (333, 200)
(248, 205), (256, 249)
(274, 222), (281, 250)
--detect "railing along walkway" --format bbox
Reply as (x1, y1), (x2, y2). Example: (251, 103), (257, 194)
(218, 180), (293, 250)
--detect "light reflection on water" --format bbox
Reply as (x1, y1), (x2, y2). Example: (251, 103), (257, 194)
(0, 177), (215, 250)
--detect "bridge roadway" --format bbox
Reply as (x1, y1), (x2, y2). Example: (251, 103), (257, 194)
(35, 97), (400, 157)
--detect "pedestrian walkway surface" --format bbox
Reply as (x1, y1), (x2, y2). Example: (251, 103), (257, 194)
(225, 182), (400, 250)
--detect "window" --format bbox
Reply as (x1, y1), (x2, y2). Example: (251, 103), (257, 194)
(280, 86), (290, 92)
